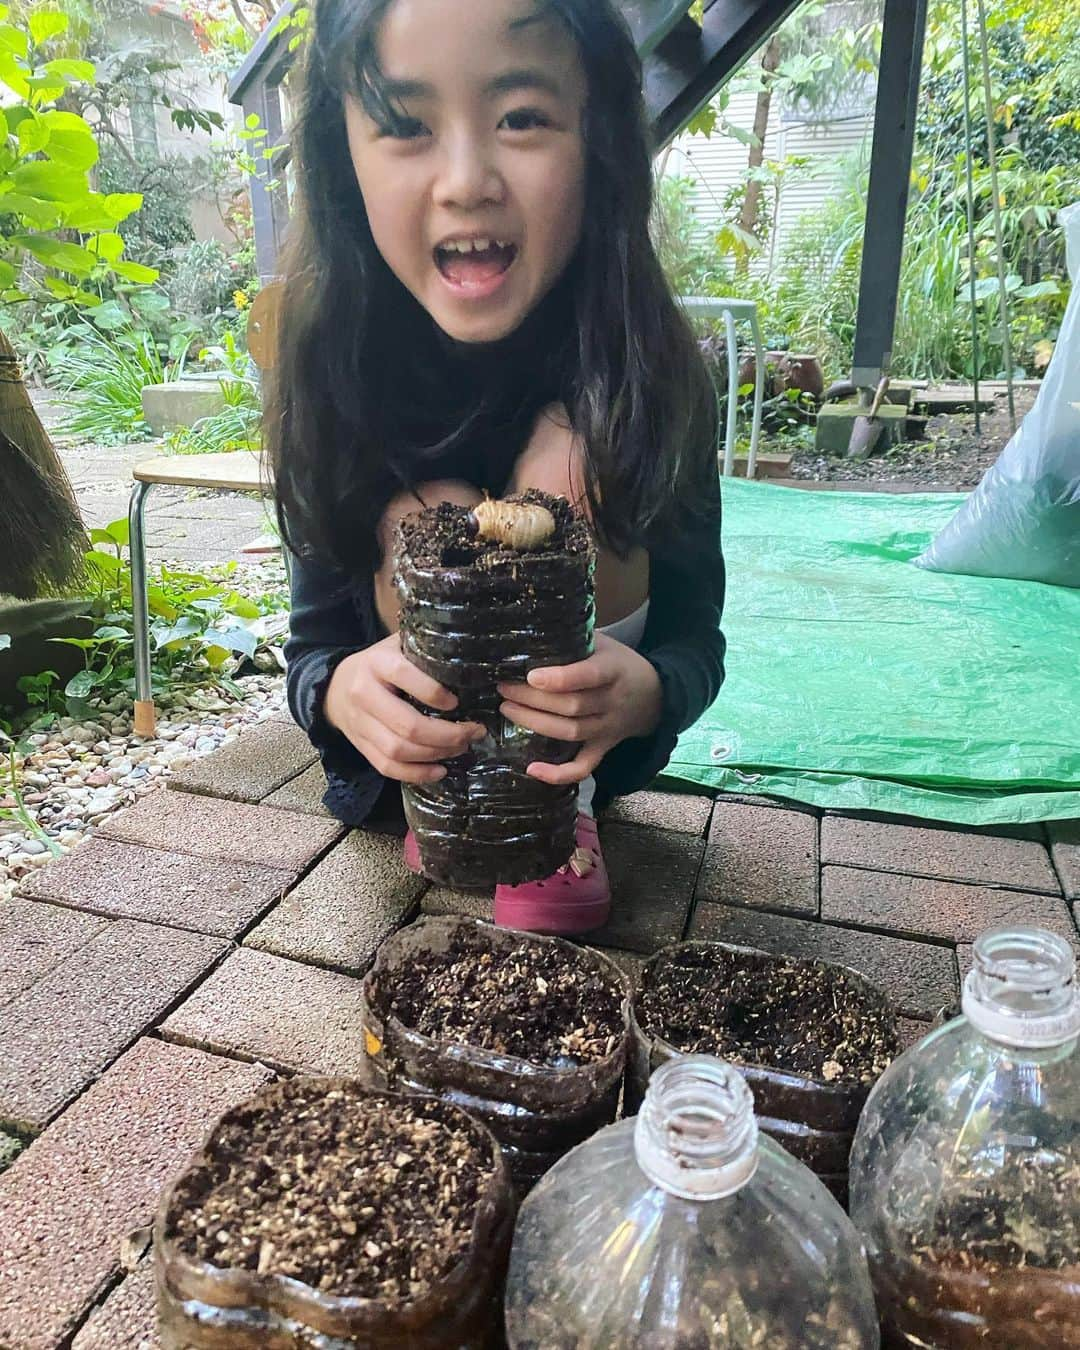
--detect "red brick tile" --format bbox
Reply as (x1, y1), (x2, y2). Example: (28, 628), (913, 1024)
(263, 761), (334, 816)
(168, 716), (316, 803)
(696, 801), (818, 915)
(71, 1258), (157, 1350)
(690, 902), (958, 1019)
(0, 1038), (270, 1350)
(589, 823), (704, 954)
(602, 790), (713, 836)
(821, 866), (1078, 946)
(0, 898), (107, 1008)
(897, 1017), (933, 1052)
(18, 837), (296, 937)
(245, 831), (423, 975)
(160, 947), (370, 1078)
(420, 885), (494, 922)
(1048, 820), (1080, 901)
(99, 786), (343, 870)
(0, 920), (228, 1133)
(821, 817), (1059, 893)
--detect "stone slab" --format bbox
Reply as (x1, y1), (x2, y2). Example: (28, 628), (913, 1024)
(821, 816), (1059, 893)
(0, 1038), (270, 1350)
(587, 823), (704, 954)
(18, 837), (296, 938)
(602, 790), (713, 837)
(99, 787), (343, 870)
(0, 897), (108, 1008)
(71, 1258), (158, 1350)
(0, 920), (229, 1133)
(168, 716), (316, 803)
(696, 801), (819, 916)
(1048, 821), (1080, 901)
(822, 866), (1078, 947)
(263, 761), (334, 816)
(420, 885), (494, 922)
(897, 1017), (933, 1052)
(245, 831), (424, 975)
(689, 903), (958, 1020)
(161, 947), (371, 1079)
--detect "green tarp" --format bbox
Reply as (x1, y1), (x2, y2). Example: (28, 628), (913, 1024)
(664, 479), (1080, 825)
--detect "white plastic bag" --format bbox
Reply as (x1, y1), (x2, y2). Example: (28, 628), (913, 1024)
(916, 202), (1080, 588)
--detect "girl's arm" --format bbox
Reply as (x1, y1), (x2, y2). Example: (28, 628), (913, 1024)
(284, 550), (386, 821)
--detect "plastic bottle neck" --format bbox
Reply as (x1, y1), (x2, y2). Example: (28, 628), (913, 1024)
(633, 1056), (759, 1200)
(961, 927), (1080, 1050)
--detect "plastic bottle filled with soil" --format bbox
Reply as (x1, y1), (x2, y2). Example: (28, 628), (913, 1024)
(850, 926), (1080, 1349)
(394, 491), (595, 888)
(504, 1054), (880, 1348)
(155, 1078), (515, 1349)
(628, 941), (900, 1201)
(361, 916), (630, 1193)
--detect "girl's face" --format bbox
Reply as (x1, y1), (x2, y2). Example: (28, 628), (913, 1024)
(345, 0), (587, 344)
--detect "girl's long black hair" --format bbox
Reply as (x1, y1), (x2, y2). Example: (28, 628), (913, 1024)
(267, 0), (719, 577)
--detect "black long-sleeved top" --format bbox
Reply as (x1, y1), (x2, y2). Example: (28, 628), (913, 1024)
(285, 495), (726, 826)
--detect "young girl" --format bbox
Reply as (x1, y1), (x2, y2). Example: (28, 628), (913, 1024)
(271, 0), (726, 935)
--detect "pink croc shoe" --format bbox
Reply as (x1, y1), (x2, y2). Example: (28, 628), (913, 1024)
(404, 829), (423, 875)
(494, 814), (610, 936)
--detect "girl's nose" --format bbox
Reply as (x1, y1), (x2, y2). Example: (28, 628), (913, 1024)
(433, 133), (504, 210)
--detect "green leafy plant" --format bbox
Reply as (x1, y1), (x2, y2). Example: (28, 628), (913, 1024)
(48, 517), (276, 714)
(0, 5), (157, 313)
(49, 325), (180, 442)
(0, 729), (62, 856)
(167, 330), (261, 455)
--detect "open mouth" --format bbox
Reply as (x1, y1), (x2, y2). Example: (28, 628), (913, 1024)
(434, 237), (518, 290)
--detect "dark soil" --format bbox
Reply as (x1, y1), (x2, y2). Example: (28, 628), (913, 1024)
(637, 946), (898, 1086)
(907, 1147), (1080, 1271)
(388, 929), (624, 1067)
(398, 489), (590, 569)
(789, 387), (1038, 488)
(171, 1083), (497, 1301)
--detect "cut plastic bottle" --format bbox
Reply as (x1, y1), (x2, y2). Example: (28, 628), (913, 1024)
(505, 1054), (880, 1348)
(850, 926), (1080, 1348)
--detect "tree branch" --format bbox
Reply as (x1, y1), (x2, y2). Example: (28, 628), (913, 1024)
(228, 0), (258, 40)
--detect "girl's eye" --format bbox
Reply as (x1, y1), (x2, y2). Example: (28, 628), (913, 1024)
(380, 116), (430, 141)
(499, 108), (552, 133)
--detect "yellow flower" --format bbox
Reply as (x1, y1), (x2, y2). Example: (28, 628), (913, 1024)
(233, 289), (249, 310)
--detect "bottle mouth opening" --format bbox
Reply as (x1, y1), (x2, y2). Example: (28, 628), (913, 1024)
(963, 927), (1080, 1049)
(634, 1056), (759, 1200)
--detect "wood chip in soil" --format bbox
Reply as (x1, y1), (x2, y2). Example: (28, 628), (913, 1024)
(388, 930), (624, 1067)
(170, 1084), (496, 1301)
(638, 946), (897, 1085)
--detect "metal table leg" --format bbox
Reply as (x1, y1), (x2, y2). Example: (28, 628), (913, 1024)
(128, 480), (156, 737)
(747, 308), (765, 479)
(722, 308), (739, 477)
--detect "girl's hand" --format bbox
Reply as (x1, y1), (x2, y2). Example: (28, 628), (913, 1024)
(324, 634), (484, 784)
(497, 633), (663, 786)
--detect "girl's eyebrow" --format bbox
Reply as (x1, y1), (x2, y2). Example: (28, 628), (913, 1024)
(485, 68), (564, 99)
(378, 69), (564, 103)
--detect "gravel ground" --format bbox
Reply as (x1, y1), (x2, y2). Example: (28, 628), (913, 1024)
(788, 387), (1038, 488)
(1, 558), (292, 903)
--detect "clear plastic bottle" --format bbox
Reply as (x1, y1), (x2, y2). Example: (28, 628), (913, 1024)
(505, 1054), (880, 1349)
(850, 926), (1080, 1348)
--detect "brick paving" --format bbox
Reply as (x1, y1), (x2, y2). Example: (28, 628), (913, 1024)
(0, 715), (1076, 1343)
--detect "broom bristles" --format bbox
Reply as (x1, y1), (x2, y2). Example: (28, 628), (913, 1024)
(0, 328), (88, 600)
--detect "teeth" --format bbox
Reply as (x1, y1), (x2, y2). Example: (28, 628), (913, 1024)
(440, 237), (512, 253)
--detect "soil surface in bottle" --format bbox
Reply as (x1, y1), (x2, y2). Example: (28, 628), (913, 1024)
(876, 1148), (1080, 1348)
(637, 945), (897, 1085)
(169, 1085), (499, 1300)
(388, 925), (624, 1067)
